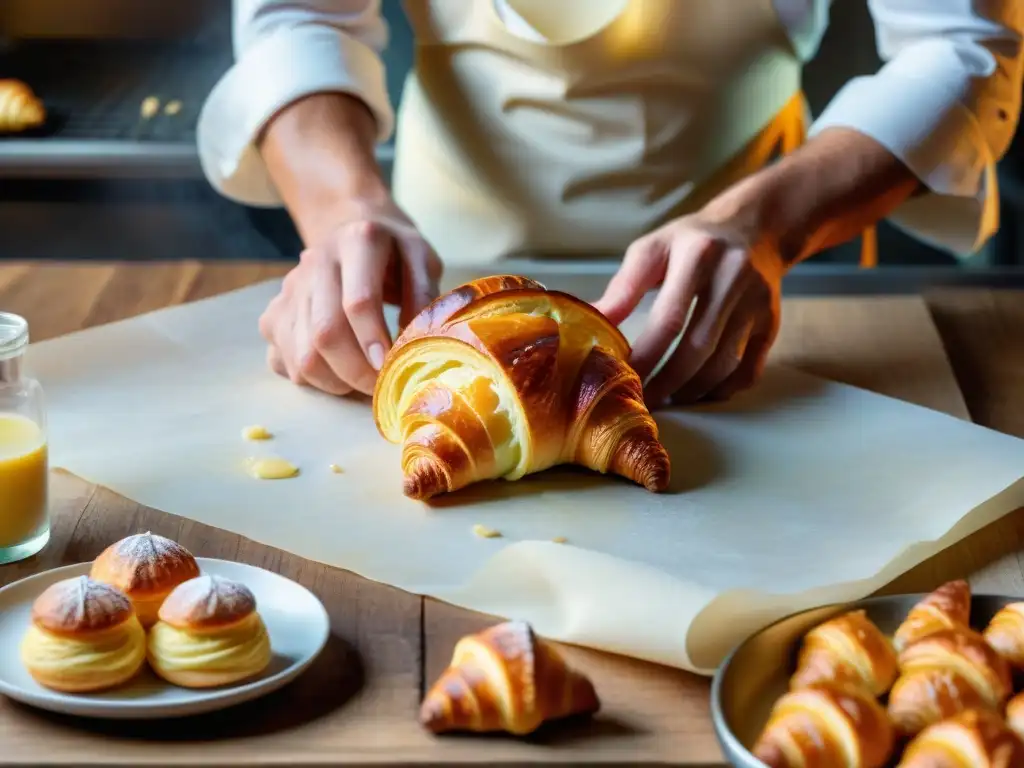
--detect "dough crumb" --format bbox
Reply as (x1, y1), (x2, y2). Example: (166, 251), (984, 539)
(140, 96), (160, 119)
(245, 457), (299, 480)
(329, 463), (343, 474)
(164, 99), (182, 116)
(552, 536), (568, 544)
(242, 425), (272, 441)
(472, 524), (502, 539)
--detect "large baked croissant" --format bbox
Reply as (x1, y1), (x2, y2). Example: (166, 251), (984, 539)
(887, 628), (1012, 737)
(789, 610), (898, 697)
(419, 620), (600, 735)
(983, 602), (1024, 669)
(894, 580), (972, 653)
(0, 80), (46, 134)
(753, 683), (895, 768)
(373, 276), (671, 500)
(897, 709), (1024, 768)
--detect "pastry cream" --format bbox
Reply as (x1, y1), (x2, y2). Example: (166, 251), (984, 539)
(20, 616), (146, 692)
(244, 457), (298, 479)
(241, 425), (272, 441)
(0, 414), (48, 548)
(148, 612), (271, 684)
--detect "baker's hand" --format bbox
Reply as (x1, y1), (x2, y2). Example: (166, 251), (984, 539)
(594, 213), (785, 406)
(259, 202), (442, 397)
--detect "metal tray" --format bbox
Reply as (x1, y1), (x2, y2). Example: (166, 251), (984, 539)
(710, 593), (1022, 767)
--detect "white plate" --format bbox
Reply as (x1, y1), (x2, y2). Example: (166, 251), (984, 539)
(0, 558), (330, 719)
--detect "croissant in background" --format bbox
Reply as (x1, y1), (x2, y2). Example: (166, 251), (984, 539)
(419, 619), (600, 735)
(373, 276), (671, 500)
(1008, 692), (1024, 742)
(789, 609), (898, 697)
(893, 580), (971, 653)
(897, 709), (1024, 768)
(0, 79), (46, 134)
(887, 628), (1012, 737)
(753, 683), (895, 768)
(983, 602), (1024, 669)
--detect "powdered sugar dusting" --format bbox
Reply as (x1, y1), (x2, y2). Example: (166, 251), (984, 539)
(32, 575), (133, 632)
(101, 532), (199, 593)
(159, 574), (256, 628)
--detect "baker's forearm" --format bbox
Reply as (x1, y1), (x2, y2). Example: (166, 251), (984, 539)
(259, 92), (390, 246)
(703, 127), (921, 266)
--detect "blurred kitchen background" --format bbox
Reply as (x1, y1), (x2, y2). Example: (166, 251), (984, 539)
(1, 0), (1023, 291)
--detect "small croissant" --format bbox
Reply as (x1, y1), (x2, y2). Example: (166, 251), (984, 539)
(893, 580), (971, 653)
(1008, 692), (1024, 742)
(373, 276), (671, 500)
(419, 620), (600, 735)
(887, 628), (1012, 738)
(897, 709), (1024, 768)
(753, 683), (895, 768)
(983, 602), (1024, 669)
(790, 609), (899, 697)
(0, 80), (46, 134)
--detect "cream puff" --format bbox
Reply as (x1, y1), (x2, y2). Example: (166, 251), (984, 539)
(147, 574), (272, 688)
(20, 576), (147, 693)
(90, 532), (200, 628)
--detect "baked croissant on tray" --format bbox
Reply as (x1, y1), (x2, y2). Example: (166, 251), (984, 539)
(373, 275), (671, 500)
(897, 709), (1024, 768)
(789, 609), (898, 697)
(0, 79), (46, 134)
(894, 580), (972, 653)
(420, 620), (600, 735)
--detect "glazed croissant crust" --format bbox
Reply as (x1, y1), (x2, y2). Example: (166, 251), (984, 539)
(887, 628), (1012, 737)
(894, 580), (972, 653)
(983, 602), (1024, 669)
(420, 620), (600, 735)
(373, 276), (671, 499)
(789, 609), (898, 697)
(753, 683), (895, 768)
(0, 79), (46, 134)
(897, 709), (1024, 768)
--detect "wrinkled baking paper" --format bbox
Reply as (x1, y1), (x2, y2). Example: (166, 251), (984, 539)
(27, 279), (1024, 675)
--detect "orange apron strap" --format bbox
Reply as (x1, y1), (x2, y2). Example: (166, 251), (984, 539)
(778, 92), (877, 269)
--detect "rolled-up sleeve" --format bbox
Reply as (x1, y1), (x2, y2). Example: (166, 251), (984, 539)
(197, 0), (393, 207)
(809, 0), (1024, 256)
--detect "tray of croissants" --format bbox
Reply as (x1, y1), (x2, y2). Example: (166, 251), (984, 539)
(713, 581), (1024, 767)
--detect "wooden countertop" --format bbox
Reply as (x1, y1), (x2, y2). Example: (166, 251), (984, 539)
(1, 261), (1023, 766)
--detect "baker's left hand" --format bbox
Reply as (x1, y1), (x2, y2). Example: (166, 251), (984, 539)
(593, 213), (787, 407)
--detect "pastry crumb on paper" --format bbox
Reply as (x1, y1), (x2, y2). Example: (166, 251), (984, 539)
(164, 100), (182, 116)
(242, 425), (272, 441)
(472, 524), (501, 539)
(329, 463), (343, 474)
(552, 536), (568, 544)
(244, 457), (299, 480)
(140, 96), (160, 119)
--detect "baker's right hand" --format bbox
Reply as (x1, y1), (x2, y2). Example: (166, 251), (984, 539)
(259, 203), (442, 397)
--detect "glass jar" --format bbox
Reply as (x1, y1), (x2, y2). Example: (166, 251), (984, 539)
(0, 313), (48, 564)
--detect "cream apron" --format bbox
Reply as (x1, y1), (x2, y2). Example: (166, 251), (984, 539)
(392, 0), (877, 269)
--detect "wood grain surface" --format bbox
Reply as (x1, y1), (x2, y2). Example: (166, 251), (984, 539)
(0, 261), (1021, 766)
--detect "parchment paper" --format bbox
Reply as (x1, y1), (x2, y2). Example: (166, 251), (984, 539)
(26, 280), (1024, 675)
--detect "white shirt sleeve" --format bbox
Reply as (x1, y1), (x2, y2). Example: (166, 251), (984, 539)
(196, 0), (393, 207)
(808, 0), (1024, 256)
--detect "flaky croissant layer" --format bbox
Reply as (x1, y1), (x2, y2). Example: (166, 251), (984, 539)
(373, 276), (671, 499)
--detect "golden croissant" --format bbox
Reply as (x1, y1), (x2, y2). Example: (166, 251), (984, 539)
(887, 628), (1012, 738)
(983, 602), (1024, 669)
(419, 619), (600, 735)
(1008, 691), (1024, 742)
(0, 80), (46, 134)
(753, 683), (895, 768)
(789, 609), (898, 697)
(373, 276), (671, 500)
(897, 709), (1024, 768)
(894, 580), (972, 653)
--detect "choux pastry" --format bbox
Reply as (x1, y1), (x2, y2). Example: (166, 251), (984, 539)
(20, 576), (146, 693)
(90, 532), (200, 628)
(147, 574), (272, 688)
